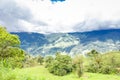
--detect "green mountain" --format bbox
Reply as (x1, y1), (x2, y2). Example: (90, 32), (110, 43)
(12, 29), (120, 56)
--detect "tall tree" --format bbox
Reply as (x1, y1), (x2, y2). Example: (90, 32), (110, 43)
(0, 26), (25, 68)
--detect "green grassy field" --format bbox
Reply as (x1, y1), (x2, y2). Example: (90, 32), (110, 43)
(4, 66), (118, 80)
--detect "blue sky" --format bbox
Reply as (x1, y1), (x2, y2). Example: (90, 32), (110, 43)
(0, 0), (120, 34)
(51, 0), (65, 2)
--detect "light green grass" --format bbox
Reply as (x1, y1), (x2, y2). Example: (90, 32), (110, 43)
(10, 66), (120, 80)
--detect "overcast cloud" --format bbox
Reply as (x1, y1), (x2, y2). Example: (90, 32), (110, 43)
(0, 0), (120, 33)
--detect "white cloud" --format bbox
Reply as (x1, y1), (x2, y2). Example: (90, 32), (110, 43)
(0, 0), (120, 33)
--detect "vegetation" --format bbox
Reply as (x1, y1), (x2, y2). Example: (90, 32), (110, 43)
(23, 54), (40, 67)
(0, 66), (120, 80)
(44, 55), (54, 68)
(0, 26), (25, 68)
(72, 55), (84, 77)
(0, 25), (120, 79)
(37, 55), (44, 65)
(47, 53), (73, 76)
(86, 50), (120, 74)
(86, 50), (102, 73)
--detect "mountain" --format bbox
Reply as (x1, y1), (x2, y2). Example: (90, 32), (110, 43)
(11, 29), (120, 56)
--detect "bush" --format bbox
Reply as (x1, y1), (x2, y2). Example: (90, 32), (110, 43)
(37, 55), (44, 65)
(44, 56), (54, 68)
(100, 65), (117, 74)
(86, 51), (120, 74)
(87, 62), (100, 73)
(23, 55), (38, 68)
(48, 60), (67, 76)
(47, 53), (72, 76)
(72, 55), (84, 77)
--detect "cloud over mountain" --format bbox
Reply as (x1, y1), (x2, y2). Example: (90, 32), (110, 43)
(0, 0), (120, 33)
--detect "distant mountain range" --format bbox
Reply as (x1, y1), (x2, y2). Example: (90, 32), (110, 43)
(11, 29), (120, 56)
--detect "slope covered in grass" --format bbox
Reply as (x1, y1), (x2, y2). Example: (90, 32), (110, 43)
(4, 66), (119, 80)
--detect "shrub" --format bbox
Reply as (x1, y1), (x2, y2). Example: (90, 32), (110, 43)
(86, 51), (120, 74)
(23, 55), (38, 68)
(72, 55), (84, 77)
(44, 56), (54, 68)
(47, 53), (72, 76)
(100, 65), (117, 74)
(37, 55), (44, 65)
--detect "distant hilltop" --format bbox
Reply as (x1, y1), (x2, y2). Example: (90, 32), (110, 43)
(11, 29), (120, 56)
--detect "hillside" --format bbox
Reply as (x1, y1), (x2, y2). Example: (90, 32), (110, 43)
(2, 66), (119, 80)
(12, 29), (120, 56)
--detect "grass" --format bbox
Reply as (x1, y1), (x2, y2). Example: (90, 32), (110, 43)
(3, 66), (118, 80)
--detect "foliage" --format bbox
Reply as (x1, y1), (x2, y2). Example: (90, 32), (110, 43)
(0, 27), (20, 48)
(100, 51), (120, 74)
(47, 53), (72, 76)
(86, 50), (102, 72)
(23, 54), (39, 67)
(0, 26), (25, 68)
(1, 66), (120, 80)
(72, 55), (84, 77)
(86, 49), (99, 57)
(44, 56), (54, 68)
(86, 50), (120, 74)
(44, 56), (54, 63)
(37, 55), (44, 65)
(48, 60), (67, 76)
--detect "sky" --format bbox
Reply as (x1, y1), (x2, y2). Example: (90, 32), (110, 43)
(0, 0), (120, 34)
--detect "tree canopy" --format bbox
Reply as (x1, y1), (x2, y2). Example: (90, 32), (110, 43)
(0, 26), (25, 68)
(0, 27), (20, 47)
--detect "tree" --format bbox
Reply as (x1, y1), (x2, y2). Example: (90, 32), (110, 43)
(0, 27), (20, 47)
(0, 26), (20, 59)
(0, 26), (25, 68)
(86, 50), (119, 74)
(73, 55), (84, 77)
(100, 52), (120, 74)
(86, 50), (102, 73)
(23, 54), (39, 67)
(86, 49), (99, 57)
(37, 55), (44, 65)
(44, 56), (54, 68)
(48, 53), (72, 76)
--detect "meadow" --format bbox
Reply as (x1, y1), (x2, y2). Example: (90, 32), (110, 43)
(1, 65), (120, 80)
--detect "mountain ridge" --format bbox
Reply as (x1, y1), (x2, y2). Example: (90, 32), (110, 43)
(11, 29), (120, 56)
